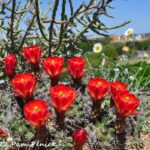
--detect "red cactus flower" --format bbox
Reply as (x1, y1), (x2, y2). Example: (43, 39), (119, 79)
(24, 99), (51, 128)
(110, 81), (128, 100)
(50, 84), (76, 126)
(0, 128), (8, 139)
(22, 45), (42, 64)
(22, 45), (42, 74)
(50, 84), (76, 111)
(115, 92), (139, 118)
(12, 73), (36, 101)
(68, 57), (85, 83)
(87, 78), (109, 101)
(4, 54), (17, 79)
(42, 56), (64, 86)
(87, 78), (109, 118)
(110, 81), (128, 108)
(114, 92), (139, 133)
(72, 129), (87, 150)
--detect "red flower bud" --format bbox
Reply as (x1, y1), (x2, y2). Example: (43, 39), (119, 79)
(68, 57), (85, 80)
(50, 84), (76, 111)
(12, 73), (36, 101)
(24, 99), (51, 128)
(115, 92), (140, 118)
(22, 45), (42, 64)
(110, 81), (128, 100)
(42, 56), (64, 85)
(4, 54), (16, 79)
(87, 78), (109, 101)
(0, 128), (8, 139)
(72, 129), (87, 150)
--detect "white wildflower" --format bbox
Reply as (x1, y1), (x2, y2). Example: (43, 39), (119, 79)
(129, 76), (135, 81)
(93, 43), (103, 53)
(125, 28), (134, 36)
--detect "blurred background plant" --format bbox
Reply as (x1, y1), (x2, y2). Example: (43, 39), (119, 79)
(0, 0), (130, 57)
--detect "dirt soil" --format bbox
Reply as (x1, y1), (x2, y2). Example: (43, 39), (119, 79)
(128, 133), (150, 150)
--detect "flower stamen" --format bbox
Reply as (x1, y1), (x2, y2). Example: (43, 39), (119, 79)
(34, 106), (39, 111)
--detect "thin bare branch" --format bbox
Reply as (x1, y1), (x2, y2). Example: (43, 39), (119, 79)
(48, 0), (60, 56)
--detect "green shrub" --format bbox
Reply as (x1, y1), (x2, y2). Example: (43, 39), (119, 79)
(78, 42), (92, 52)
(103, 45), (119, 60)
(125, 41), (135, 48)
(123, 61), (150, 87)
(134, 41), (141, 50)
(92, 37), (111, 45)
(126, 40), (150, 50)
(127, 49), (137, 58)
(112, 42), (124, 55)
(140, 40), (150, 50)
(84, 52), (102, 68)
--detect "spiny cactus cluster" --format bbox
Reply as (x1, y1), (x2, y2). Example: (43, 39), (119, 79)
(0, 45), (142, 150)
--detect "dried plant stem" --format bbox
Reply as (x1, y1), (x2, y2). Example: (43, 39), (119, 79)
(14, 96), (25, 111)
(26, 96), (34, 103)
(55, 110), (65, 128)
(72, 78), (82, 89)
(35, 125), (49, 142)
(92, 100), (102, 119)
(73, 144), (84, 150)
(31, 63), (41, 81)
(115, 115), (126, 134)
(50, 77), (60, 87)
(110, 97), (115, 108)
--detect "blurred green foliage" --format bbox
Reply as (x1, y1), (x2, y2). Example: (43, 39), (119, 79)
(78, 38), (150, 58)
(125, 61), (150, 87)
(125, 39), (150, 51)
(112, 42), (124, 55)
(78, 42), (92, 52)
(84, 52), (102, 68)
(103, 45), (119, 60)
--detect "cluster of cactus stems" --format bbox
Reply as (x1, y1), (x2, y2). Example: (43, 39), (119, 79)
(0, 45), (140, 149)
(0, 0), (130, 57)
